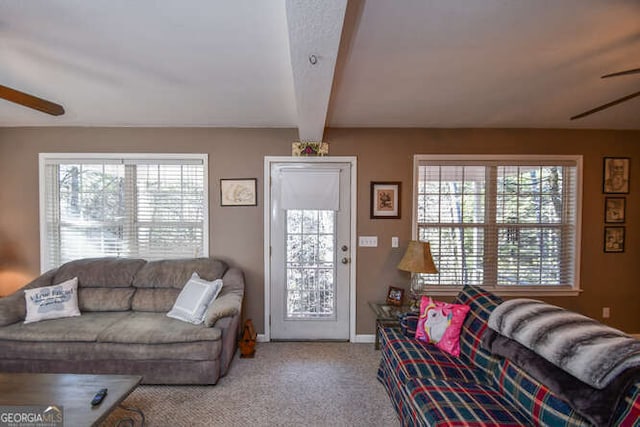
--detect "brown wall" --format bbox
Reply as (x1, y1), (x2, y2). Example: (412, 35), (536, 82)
(1, 127), (639, 335)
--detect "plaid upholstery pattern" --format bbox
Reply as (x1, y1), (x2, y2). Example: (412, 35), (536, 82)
(377, 284), (640, 426)
(379, 326), (487, 385)
(611, 383), (640, 427)
(406, 377), (533, 427)
(378, 355), (421, 426)
(492, 359), (590, 426)
(400, 311), (419, 336)
(453, 285), (504, 379)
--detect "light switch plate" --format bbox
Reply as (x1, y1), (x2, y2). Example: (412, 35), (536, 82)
(359, 236), (378, 247)
(392, 237), (399, 248)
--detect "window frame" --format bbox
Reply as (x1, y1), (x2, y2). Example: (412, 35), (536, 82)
(412, 154), (583, 296)
(38, 153), (209, 273)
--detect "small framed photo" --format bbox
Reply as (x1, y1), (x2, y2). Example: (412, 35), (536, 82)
(386, 286), (405, 306)
(220, 178), (257, 206)
(371, 182), (401, 219)
(603, 157), (630, 194)
(605, 197), (626, 223)
(604, 226), (625, 253)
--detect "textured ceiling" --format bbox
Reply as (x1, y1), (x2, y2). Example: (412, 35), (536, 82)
(0, 0), (639, 134)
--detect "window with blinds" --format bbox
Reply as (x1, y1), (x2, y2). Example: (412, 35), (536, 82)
(39, 154), (208, 271)
(414, 155), (582, 295)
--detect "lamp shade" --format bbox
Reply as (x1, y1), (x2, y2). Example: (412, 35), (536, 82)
(397, 240), (438, 274)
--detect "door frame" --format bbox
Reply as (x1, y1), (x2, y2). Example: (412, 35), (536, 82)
(263, 156), (357, 342)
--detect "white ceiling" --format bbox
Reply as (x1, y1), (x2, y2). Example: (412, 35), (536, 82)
(0, 0), (639, 137)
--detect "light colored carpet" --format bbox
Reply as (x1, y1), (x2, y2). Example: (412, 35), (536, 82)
(101, 342), (400, 427)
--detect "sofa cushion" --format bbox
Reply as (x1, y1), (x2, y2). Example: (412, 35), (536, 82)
(491, 358), (591, 426)
(131, 288), (181, 312)
(0, 339), (221, 362)
(132, 258), (228, 288)
(23, 278), (81, 324)
(97, 312), (222, 344)
(54, 257), (146, 288)
(405, 377), (533, 427)
(452, 285), (503, 379)
(78, 288), (135, 312)
(612, 383), (640, 426)
(0, 312), (129, 342)
(379, 327), (486, 385)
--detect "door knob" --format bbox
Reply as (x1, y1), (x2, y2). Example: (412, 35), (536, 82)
(341, 257), (350, 264)
(341, 245), (348, 252)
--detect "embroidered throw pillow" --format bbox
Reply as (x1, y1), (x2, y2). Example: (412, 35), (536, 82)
(167, 272), (223, 325)
(415, 296), (470, 356)
(24, 277), (81, 324)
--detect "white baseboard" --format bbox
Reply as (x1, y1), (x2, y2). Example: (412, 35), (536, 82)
(352, 334), (375, 343)
(256, 334), (376, 343)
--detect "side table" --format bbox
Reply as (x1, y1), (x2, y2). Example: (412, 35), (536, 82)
(369, 302), (412, 350)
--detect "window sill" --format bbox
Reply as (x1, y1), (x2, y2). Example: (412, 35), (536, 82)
(421, 286), (582, 298)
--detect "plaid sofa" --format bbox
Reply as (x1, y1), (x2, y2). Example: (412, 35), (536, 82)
(377, 285), (640, 426)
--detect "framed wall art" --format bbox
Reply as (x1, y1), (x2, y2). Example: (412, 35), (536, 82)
(220, 178), (257, 206)
(386, 286), (405, 306)
(604, 226), (625, 253)
(370, 182), (401, 219)
(603, 157), (630, 194)
(604, 197), (626, 223)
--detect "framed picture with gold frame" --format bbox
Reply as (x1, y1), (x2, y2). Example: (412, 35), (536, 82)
(386, 286), (405, 306)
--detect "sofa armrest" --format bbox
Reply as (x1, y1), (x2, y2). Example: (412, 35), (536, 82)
(204, 292), (242, 327)
(0, 292), (26, 326)
(0, 268), (57, 326)
(219, 267), (245, 295)
(203, 267), (244, 327)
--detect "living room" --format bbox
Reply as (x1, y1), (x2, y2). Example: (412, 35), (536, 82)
(0, 1), (639, 426)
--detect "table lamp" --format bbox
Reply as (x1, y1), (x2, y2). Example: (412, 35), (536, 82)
(397, 240), (438, 310)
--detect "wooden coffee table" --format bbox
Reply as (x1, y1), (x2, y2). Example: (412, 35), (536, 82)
(0, 373), (143, 426)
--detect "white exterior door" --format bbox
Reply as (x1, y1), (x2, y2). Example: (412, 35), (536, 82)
(269, 161), (352, 340)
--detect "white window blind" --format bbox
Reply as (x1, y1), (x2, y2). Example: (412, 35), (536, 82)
(40, 154), (208, 271)
(414, 155), (582, 294)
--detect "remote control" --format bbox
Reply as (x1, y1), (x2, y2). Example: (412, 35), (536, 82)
(91, 388), (108, 406)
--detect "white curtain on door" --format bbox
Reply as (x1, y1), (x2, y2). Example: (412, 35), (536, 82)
(279, 168), (340, 210)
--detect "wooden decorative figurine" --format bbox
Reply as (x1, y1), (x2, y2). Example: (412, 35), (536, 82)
(239, 319), (256, 358)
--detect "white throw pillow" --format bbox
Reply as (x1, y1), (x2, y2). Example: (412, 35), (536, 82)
(24, 277), (81, 324)
(167, 272), (223, 325)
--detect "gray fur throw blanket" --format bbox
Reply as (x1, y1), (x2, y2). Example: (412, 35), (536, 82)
(488, 298), (640, 389)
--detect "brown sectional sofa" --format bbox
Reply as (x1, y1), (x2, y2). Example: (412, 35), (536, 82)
(0, 257), (244, 385)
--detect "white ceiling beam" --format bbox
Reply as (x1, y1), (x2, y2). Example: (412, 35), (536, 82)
(286, 0), (347, 142)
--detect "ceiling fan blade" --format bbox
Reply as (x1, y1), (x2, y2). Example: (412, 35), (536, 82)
(601, 68), (640, 79)
(570, 90), (640, 120)
(0, 84), (65, 116)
